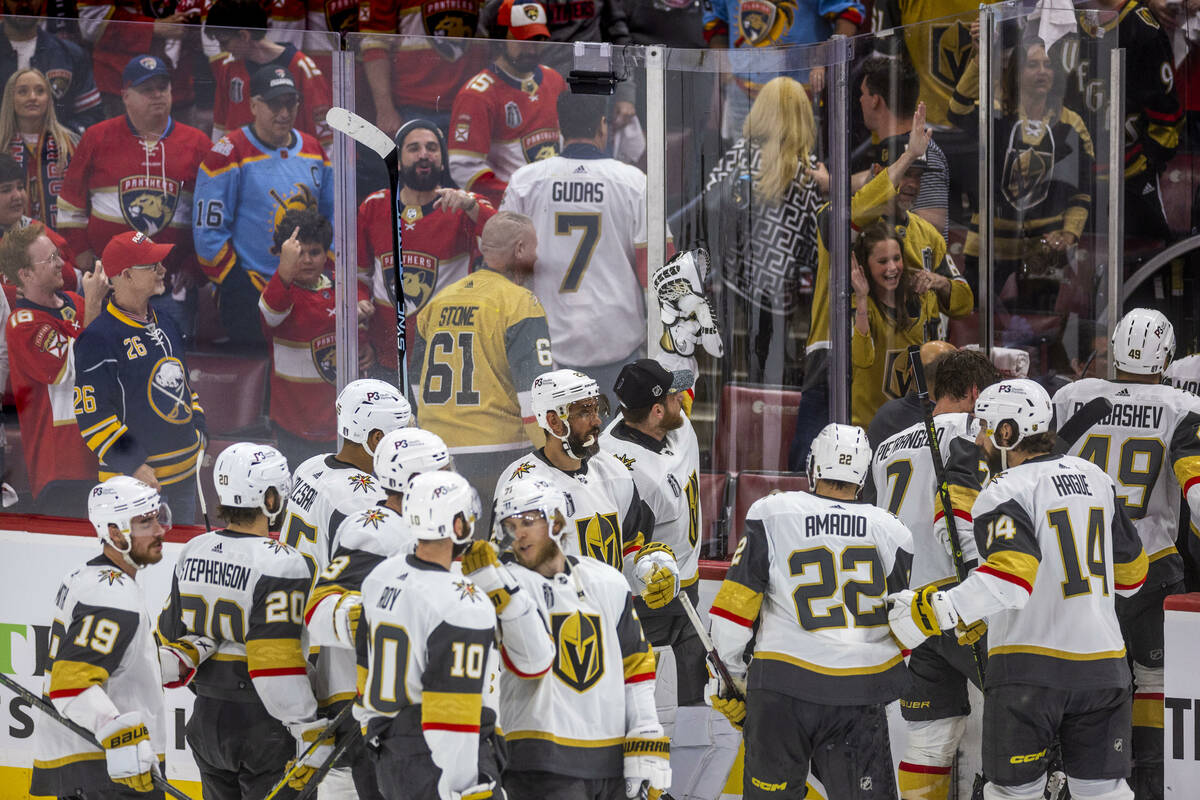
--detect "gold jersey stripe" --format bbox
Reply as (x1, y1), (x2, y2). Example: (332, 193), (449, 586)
(989, 644), (1126, 661)
(504, 730), (625, 747)
(755, 650), (903, 676)
(1115, 550), (1149, 589)
(622, 648), (656, 681)
(245, 637), (307, 671)
(421, 691), (483, 729)
(49, 660), (109, 695)
(711, 581), (764, 626)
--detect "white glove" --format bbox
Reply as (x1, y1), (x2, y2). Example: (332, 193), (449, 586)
(624, 724), (671, 799)
(886, 587), (958, 651)
(159, 634), (215, 688)
(96, 711), (156, 792)
(652, 249), (710, 324)
(633, 542), (679, 609)
(332, 592), (363, 648)
(286, 718), (334, 791)
(452, 779), (498, 799)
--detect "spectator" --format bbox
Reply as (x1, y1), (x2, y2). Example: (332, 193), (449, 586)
(0, 221), (103, 516)
(205, 0), (333, 152)
(620, 0), (706, 48)
(448, 1), (564, 209)
(0, 151), (77, 306)
(864, 338), (954, 447)
(413, 210), (553, 512)
(854, 55), (951, 237)
(359, 0), (487, 135)
(0, 69), (77, 230)
(73, 230), (206, 523)
(358, 119), (495, 381)
(2, 0), (79, 38)
(260, 208), (371, 466)
(57, 56), (209, 339)
(704, 76), (821, 387)
(503, 92), (665, 402)
(194, 64), (334, 351)
(0, 0), (103, 135)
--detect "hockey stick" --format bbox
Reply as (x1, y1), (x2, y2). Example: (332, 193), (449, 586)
(294, 733), (355, 800)
(906, 345), (986, 687)
(195, 440), (211, 532)
(261, 701), (354, 800)
(325, 106), (407, 392)
(1052, 396), (1113, 455)
(678, 592), (744, 703)
(0, 672), (196, 800)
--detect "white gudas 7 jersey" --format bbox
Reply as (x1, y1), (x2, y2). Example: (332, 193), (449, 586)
(600, 413), (703, 585)
(357, 553), (497, 800)
(865, 412), (985, 590)
(946, 455), (1147, 690)
(494, 449), (653, 572)
(710, 491), (914, 705)
(32, 556), (166, 797)
(497, 555), (659, 779)
(1052, 379), (1200, 567)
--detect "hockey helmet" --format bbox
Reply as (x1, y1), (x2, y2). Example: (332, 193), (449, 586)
(1112, 308), (1175, 375)
(336, 379), (412, 453)
(530, 369), (607, 431)
(974, 379), (1053, 451)
(88, 476), (170, 567)
(805, 423), (872, 488)
(405, 471), (480, 545)
(213, 442), (292, 525)
(373, 428), (452, 493)
(492, 478), (569, 550)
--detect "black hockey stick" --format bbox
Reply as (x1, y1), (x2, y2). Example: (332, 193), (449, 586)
(0, 671), (196, 800)
(261, 701), (354, 800)
(1052, 396), (1113, 455)
(294, 733), (355, 800)
(325, 107), (407, 392)
(906, 345), (986, 687)
(678, 592), (745, 703)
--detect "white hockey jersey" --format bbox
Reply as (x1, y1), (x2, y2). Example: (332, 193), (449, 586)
(1052, 379), (1200, 570)
(866, 412), (985, 590)
(357, 553), (497, 800)
(711, 491), (914, 705)
(946, 454), (1148, 690)
(494, 449), (653, 573)
(31, 555), (166, 797)
(599, 412), (702, 588)
(158, 530), (318, 724)
(497, 554), (660, 779)
(501, 145), (661, 367)
(1165, 354), (1200, 395)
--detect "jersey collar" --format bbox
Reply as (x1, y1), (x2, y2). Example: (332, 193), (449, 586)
(15, 290), (76, 316)
(106, 299), (158, 329)
(125, 114), (175, 140)
(490, 63), (544, 92)
(535, 447), (590, 476)
(561, 142), (608, 160)
(609, 420), (667, 454)
(407, 552), (449, 572)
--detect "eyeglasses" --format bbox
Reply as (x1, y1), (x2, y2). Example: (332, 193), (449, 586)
(30, 249), (62, 267)
(127, 262), (163, 271)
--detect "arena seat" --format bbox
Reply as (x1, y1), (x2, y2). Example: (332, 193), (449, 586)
(713, 383), (802, 473)
(187, 354), (270, 437)
(728, 470), (809, 555)
(698, 470), (730, 558)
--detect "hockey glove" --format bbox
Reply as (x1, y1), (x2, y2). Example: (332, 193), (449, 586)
(286, 718), (334, 790)
(97, 711), (156, 793)
(705, 670), (747, 731)
(956, 618), (987, 646)
(887, 587), (958, 651)
(452, 779), (498, 799)
(332, 592), (363, 648)
(634, 542), (679, 609)
(460, 540), (520, 616)
(624, 725), (671, 799)
(158, 633), (215, 688)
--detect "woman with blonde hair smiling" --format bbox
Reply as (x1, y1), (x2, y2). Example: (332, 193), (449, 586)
(0, 68), (78, 229)
(705, 75), (823, 386)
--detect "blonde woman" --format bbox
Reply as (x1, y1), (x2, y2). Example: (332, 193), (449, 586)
(0, 69), (79, 229)
(705, 76), (822, 386)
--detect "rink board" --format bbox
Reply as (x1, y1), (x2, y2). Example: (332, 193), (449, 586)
(1164, 593), (1200, 799)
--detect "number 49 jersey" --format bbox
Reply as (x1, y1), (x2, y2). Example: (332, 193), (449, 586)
(1052, 379), (1200, 570)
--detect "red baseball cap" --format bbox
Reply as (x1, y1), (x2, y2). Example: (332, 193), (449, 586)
(498, 0), (550, 40)
(100, 231), (174, 278)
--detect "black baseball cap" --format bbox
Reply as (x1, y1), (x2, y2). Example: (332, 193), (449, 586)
(251, 65), (299, 101)
(613, 358), (694, 410)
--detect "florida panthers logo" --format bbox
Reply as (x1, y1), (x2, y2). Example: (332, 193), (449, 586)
(575, 512), (621, 569)
(270, 184), (319, 234)
(738, 0), (795, 47)
(402, 252), (438, 311)
(425, 0), (478, 60)
(120, 176), (180, 236)
(147, 357), (193, 424)
(551, 611), (604, 692)
(929, 20), (974, 92)
(311, 332), (337, 385)
(522, 129), (560, 164)
(46, 69), (70, 101)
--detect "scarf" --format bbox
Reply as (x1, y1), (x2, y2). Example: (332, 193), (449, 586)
(9, 131), (65, 229)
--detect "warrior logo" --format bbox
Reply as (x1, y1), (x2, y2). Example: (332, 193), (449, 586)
(929, 20), (974, 92)
(881, 348), (914, 402)
(738, 0), (795, 47)
(551, 611), (604, 692)
(120, 176), (180, 237)
(575, 512), (621, 568)
(311, 331), (337, 385)
(147, 357), (193, 424)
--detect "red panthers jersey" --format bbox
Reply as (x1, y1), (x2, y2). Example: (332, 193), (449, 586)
(355, 187), (494, 370)
(7, 291), (98, 496)
(448, 64), (564, 208)
(210, 45), (333, 152)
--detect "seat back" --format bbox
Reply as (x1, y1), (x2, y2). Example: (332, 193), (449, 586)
(728, 470), (809, 554)
(713, 383), (802, 472)
(188, 354), (269, 437)
(697, 470), (729, 557)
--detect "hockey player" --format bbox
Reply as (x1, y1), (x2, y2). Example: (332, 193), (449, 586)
(484, 477), (671, 799)
(890, 379), (1149, 800)
(863, 348), (999, 800)
(158, 443), (331, 799)
(30, 477), (177, 798)
(709, 423), (913, 800)
(599, 357), (738, 799)
(357, 471), (500, 800)
(1051, 308), (1200, 799)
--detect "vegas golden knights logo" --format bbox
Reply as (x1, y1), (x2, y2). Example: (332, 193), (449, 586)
(882, 349), (913, 401)
(929, 20), (974, 91)
(576, 512), (621, 568)
(551, 611), (604, 692)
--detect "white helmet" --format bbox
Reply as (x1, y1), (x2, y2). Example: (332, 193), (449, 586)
(531, 369), (604, 431)
(1112, 308), (1175, 375)
(373, 428), (452, 493)
(492, 478), (570, 549)
(213, 442), (292, 525)
(336, 379), (412, 453)
(405, 471), (480, 545)
(806, 423), (872, 488)
(974, 378), (1053, 451)
(88, 476), (169, 568)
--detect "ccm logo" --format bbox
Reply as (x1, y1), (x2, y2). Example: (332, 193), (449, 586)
(1008, 749), (1047, 764)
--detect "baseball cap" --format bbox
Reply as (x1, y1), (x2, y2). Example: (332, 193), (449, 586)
(100, 231), (174, 278)
(251, 65), (299, 101)
(613, 358), (694, 410)
(123, 55), (170, 88)
(498, 0), (551, 40)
